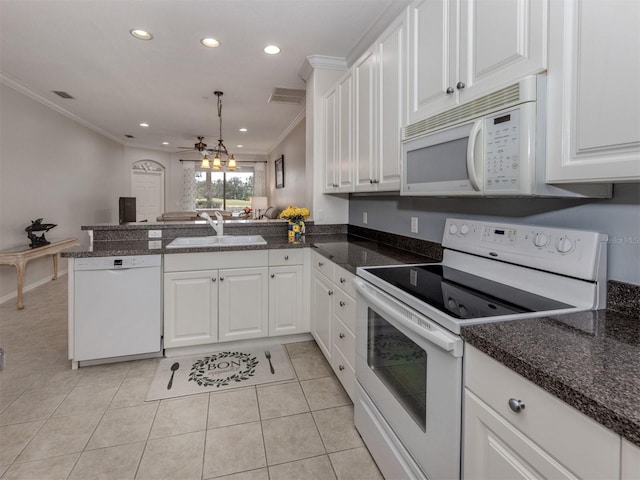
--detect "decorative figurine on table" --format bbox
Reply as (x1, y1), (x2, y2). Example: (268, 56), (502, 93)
(25, 218), (57, 248)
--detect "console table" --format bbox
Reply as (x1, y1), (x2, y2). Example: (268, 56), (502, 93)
(0, 238), (79, 309)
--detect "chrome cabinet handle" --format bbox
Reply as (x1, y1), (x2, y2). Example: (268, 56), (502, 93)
(270, 274), (275, 278)
(339, 277), (346, 284)
(212, 278), (217, 282)
(328, 290), (333, 296)
(339, 332), (345, 339)
(446, 86), (455, 94)
(339, 301), (346, 307)
(318, 262), (324, 267)
(338, 365), (345, 371)
(456, 81), (466, 90)
(508, 398), (525, 413)
(284, 255), (289, 260)
(219, 277), (224, 281)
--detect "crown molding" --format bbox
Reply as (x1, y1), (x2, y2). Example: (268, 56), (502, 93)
(0, 72), (124, 145)
(298, 55), (348, 82)
(268, 108), (306, 154)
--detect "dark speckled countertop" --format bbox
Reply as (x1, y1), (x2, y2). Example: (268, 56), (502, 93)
(461, 310), (640, 446)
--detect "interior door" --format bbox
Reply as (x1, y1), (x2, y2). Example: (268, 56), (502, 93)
(132, 170), (164, 222)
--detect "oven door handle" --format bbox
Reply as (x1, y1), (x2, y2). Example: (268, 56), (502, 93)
(354, 278), (462, 357)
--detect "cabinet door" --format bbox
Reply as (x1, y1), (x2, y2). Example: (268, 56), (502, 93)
(268, 265), (304, 336)
(354, 48), (378, 191)
(459, 0), (547, 102)
(546, 0), (640, 182)
(163, 271), (217, 348)
(311, 270), (333, 359)
(376, 13), (405, 192)
(323, 87), (339, 192)
(218, 267), (268, 342)
(407, 0), (459, 123)
(337, 71), (354, 191)
(464, 389), (575, 479)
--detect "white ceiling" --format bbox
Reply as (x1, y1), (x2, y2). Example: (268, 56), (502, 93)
(0, 0), (408, 157)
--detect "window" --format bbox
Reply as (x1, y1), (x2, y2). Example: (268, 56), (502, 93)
(195, 169), (254, 210)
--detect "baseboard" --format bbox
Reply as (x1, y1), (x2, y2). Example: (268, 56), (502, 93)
(0, 270), (68, 306)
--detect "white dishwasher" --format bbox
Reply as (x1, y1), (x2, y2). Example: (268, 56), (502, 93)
(74, 255), (162, 363)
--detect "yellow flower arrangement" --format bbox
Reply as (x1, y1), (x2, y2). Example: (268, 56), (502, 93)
(279, 206), (310, 222)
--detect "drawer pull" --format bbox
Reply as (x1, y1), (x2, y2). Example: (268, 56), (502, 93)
(270, 274), (275, 278)
(339, 332), (345, 339)
(339, 301), (346, 307)
(338, 365), (345, 371)
(284, 255), (289, 260)
(318, 262), (324, 267)
(212, 278), (217, 282)
(340, 277), (346, 283)
(219, 277), (224, 281)
(328, 290), (334, 296)
(508, 398), (525, 413)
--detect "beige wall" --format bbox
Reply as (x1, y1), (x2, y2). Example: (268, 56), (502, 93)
(268, 118), (307, 211)
(0, 84), (126, 302)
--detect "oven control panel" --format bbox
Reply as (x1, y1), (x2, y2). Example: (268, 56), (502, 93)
(442, 218), (608, 281)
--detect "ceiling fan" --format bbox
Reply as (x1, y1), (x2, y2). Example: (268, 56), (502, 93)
(177, 136), (210, 156)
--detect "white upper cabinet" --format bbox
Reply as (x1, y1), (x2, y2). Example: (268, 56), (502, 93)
(546, 0), (640, 183)
(323, 87), (339, 193)
(354, 11), (407, 192)
(408, 0), (547, 124)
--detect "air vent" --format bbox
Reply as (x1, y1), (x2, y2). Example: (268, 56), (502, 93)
(52, 91), (75, 99)
(125, 134), (135, 139)
(268, 87), (305, 104)
(402, 79), (534, 141)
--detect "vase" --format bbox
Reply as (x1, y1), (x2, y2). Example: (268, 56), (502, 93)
(287, 219), (305, 243)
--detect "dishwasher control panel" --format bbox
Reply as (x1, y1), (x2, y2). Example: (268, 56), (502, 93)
(74, 255), (162, 270)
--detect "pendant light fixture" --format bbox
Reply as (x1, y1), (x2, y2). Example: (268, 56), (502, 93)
(201, 91), (236, 171)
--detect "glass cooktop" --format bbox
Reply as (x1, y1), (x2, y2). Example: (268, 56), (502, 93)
(363, 264), (574, 320)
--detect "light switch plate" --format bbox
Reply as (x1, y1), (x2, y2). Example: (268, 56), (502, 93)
(363, 212), (368, 225)
(411, 217), (418, 233)
(148, 230), (162, 238)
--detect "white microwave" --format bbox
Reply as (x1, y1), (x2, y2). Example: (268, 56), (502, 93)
(401, 76), (611, 198)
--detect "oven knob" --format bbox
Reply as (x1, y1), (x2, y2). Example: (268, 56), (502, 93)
(449, 224), (459, 235)
(448, 298), (458, 309)
(459, 306), (469, 318)
(556, 237), (575, 253)
(460, 224), (470, 235)
(533, 233), (549, 248)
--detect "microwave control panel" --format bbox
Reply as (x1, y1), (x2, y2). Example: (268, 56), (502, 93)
(484, 109), (520, 191)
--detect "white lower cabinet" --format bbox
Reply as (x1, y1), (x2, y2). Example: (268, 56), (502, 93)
(622, 439), (640, 480)
(310, 251), (356, 400)
(218, 267), (268, 342)
(463, 345), (621, 480)
(163, 270), (218, 348)
(268, 248), (307, 336)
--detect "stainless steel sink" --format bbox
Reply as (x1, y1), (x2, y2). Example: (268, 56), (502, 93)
(166, 235), (267, 248)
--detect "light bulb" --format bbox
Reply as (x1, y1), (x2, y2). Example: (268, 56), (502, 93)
(200, 157), (211, 169)
(228, 155), (237, 170)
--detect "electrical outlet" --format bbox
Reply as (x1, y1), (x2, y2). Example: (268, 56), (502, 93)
(148, 230), (162, 238)
(411, 217), (418, 233)
(363, 212), (368, 225)
(148, 240), (162, 249)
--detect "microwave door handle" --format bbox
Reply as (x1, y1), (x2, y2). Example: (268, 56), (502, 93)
(466, 120), (483, 191)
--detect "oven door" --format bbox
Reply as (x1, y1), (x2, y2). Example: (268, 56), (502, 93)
(354, 278), (463, 480)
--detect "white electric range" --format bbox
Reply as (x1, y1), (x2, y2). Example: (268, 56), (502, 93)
(353, 218), (608, 480)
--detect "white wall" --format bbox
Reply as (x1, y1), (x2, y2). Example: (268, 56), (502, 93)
(349, 185), (640, 285)
(268, 118), (306, 210)
(0, 84), (126, 301)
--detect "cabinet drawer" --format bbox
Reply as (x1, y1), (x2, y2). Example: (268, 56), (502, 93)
(312, 250), (334, 280)
(465, 345), (620, 479)
(333, 316), (355, 369)
(333, 289), (356, 333)
(269, 248), (303, 266)
(334, 265), (356, 298)
(164, 250), (268, 272)
(332, 346), (355, 401)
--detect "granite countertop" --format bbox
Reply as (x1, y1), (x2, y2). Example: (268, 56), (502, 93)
(461, 309), (640, 447)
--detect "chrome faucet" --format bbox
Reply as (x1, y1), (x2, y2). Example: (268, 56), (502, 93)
(199, 211), (224, 236)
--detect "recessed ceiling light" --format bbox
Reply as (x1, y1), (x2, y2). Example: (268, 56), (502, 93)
(236, 145), (244, 148)
(139, 122), (149, 127)
(239, 128), (247, 132)
(264, 45), (281, 55)
(130, 29), (153, 40)
(201, 38), (220, 48)
(162, 142), (169, 145)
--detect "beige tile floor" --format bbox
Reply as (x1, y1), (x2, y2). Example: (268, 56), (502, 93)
(0, 278), (384, 480)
